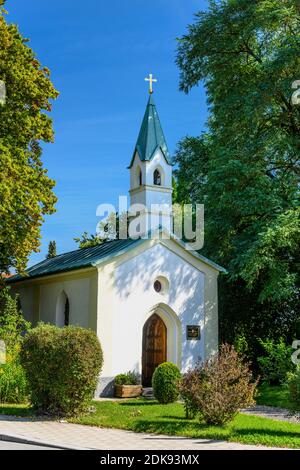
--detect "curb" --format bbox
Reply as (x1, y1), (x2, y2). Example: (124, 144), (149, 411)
(0, 433), (88, 450)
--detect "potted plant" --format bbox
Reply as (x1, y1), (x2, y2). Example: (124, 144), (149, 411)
(114, 371), (142, 398)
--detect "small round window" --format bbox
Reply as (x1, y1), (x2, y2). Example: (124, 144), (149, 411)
(153, 276), (169, 295)
(154, 280), (162, 293)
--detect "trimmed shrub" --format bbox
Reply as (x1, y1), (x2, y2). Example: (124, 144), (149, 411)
(0, 360), (28, 403)
(20, 324), (103, 416)
(257, 337), (294, 385)
(179, 344), (257, 425)
(287, 367), (300, 407)
(152, 362), (181, 404)
(179, 367), (200, 419)
(115, 371), (139, 385)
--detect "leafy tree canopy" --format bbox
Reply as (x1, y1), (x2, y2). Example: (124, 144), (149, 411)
(74, 232), (105, 249)
(175, 0), (300, 304)
(0, 2), (58, 273)
(74, 212), (129, 248)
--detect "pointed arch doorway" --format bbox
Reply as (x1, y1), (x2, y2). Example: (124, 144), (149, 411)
(142, 313), (167, 386)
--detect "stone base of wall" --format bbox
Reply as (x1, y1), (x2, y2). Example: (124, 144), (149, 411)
(95, 377), (115, 397)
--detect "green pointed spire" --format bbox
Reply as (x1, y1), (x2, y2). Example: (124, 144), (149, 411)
(128, 95), (171, 168)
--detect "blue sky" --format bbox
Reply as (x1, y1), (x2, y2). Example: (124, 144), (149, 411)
(8, 0), (208, 266)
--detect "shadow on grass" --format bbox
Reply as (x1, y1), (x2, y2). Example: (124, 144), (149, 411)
(131, 419), (300, 447)
(161, 415), (188, 421)
(131, 418), (228, 440)
(119, 401), (160, 407)
(0, 405), (33, 417)
(236, 427), (300, 439)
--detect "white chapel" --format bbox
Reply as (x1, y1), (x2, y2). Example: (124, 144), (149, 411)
(8, 84), (225, 396)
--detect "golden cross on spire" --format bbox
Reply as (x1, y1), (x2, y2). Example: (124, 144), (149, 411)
(145, 73), (157, 94)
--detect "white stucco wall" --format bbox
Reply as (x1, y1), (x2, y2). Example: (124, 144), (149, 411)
(97, 240), (209, 384)
(39, 278), (91, 327)
(129, 151), (173, 209)
(130, 149), (172, 191)
(11, 270), (98, 330)
(129, 150), (173, 234)
(14, 285), (39, 324)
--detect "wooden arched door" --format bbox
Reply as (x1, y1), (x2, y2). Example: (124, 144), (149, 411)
(142, 314), (167, 386)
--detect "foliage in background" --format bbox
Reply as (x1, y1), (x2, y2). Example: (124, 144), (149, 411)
(0, 361), (27, 403)
(234, 333), (250, 359)
(0, 285), (30, 403)
(0, 286), (30, 358)
(287, 366), (300, 408)
(256, 383), (295, 410)
(115, 371), (139, 386)
(20, 324), (103, 416)
(257, 338), (295, 385)
(218, 280), (299, 369)
(74, 212), (129, 248)
(46, 241), (57, 259)
(180, 344), (257, 425)
(0, 2), (58, 273)
(175, 0), (300, 358)
(74, 231), (105, 249)
(152, 362), (181, 404)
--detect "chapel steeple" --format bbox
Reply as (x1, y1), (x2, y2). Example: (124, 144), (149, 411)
(128, 94), (172, 169)
(128, 76), (173, 235)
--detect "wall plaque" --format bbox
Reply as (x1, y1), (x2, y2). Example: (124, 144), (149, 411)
(186, 325), (200, 340)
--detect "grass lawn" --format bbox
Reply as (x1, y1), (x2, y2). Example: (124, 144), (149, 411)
(0, 403), (32, 417)
(71, 398), (300, 449)
(1, 397), (300, 449)
(257, 384), (300, 411)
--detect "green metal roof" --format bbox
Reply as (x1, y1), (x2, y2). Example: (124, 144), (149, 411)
(7, 231), (226, 284)
(7, 237), (144, 283)
(128, 95), (172, 168)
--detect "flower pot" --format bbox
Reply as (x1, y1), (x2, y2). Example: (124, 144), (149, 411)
(114, 384), (142, 398)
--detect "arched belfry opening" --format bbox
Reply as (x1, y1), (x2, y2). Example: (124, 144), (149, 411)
(142, 313), (167, 386)
(136, 166), (142, 187)
(153, 168), (161, 186)
(56, 291), (70, 327)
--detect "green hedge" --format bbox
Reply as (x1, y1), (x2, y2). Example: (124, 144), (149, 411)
(20, 324), (103, 416)
(257, 338), (294, 385)
(152, 362), (181, 404)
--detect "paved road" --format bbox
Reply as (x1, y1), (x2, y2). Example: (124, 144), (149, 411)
(0, 416), (275, 450)
(0, 441), (55, 450)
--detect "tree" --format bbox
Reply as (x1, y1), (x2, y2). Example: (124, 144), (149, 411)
(74, 212), (129, 248)
(0, 285), (30, 358)
(175, 0), (300, 353)
(46, 241), (57, 259)
(74, 232), (104, 249)
(0, 2), (58, 273)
